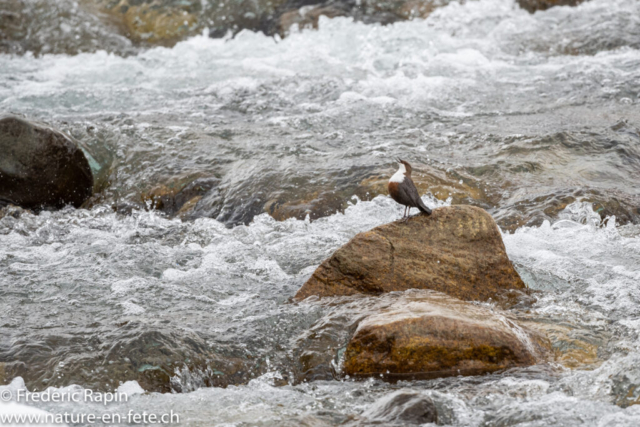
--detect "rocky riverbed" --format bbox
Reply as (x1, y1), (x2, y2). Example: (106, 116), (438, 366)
(2, 0), (640, 425)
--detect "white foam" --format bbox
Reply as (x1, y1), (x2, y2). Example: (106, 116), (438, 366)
(116, 380), (145, 396)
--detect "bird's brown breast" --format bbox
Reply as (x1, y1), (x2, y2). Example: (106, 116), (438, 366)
(388, 181), (402, 203)
(389, 179), (420, 207)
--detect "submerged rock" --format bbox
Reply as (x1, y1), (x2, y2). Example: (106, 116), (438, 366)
(1, 326), (258, 393)
(141, 176), (221, 218)
(0, 116), (94, 210)
(517, 0), (586, 13)
(295, 205), (525, 301)
(362, 390), (438, 424)
(522, 321), (602, 369)
(343, 291), (550, 379)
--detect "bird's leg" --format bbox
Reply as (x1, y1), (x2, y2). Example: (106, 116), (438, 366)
(403, 206), (407, 218)
(403, 207), (411, 223)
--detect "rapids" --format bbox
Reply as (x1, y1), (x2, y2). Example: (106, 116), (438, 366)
(2, 0), (640, 425)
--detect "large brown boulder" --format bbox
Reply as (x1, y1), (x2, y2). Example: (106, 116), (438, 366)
(0, 116), (93, 210)
(343, 291), (550, 379)
(295, 205), (525, 302)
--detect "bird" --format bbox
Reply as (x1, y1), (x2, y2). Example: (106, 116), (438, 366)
(388, 158), (432, 219)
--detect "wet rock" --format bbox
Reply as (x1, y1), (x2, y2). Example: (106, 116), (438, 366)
(2, 0), (595, 54)
(265, 188), (354, 222)
(100, 0), (200, 45)
(353, 0), (443, 23)
(1, 0), (455, 54)
(1, 327), (258, 393)
(204, 0), (289, 38)
(97, 0), (456, 49)
(172, 177), (221, 218)
(359, 167), (494, 210)
(0, 204), (30, 220)
(522, 321), (603, 369)
(63, 122), (118, 197)
(277, 0), (450, 36)
(189, 179), (262, 226)
(609, 357), (640, 408)
(278, 4), (349, 36)
(290, 305), (360, 383)
(295, 205), (525, 301)
(517, 0), (586, 13)
(493, 190), (640, 232)
(98, 0), (292, 44)
(0, 116), (94, 211)
(362, 390), (438, 424)
(343, 291), (551, 379)
(141, 176), (221, 218)
(0, 0), (133, 56)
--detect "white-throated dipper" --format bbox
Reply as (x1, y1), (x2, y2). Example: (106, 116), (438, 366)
(388, 158), (432, 218)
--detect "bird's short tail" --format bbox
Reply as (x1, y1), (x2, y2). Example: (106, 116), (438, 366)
(417, 199), (432, 215)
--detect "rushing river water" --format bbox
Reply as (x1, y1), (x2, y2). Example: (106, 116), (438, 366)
(2, 0), (640, 425)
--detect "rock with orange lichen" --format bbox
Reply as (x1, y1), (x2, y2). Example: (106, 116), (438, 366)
(294, 205), (525, 301)
(343, 291), (551, 379)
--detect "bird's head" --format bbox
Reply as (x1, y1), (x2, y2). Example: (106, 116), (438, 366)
(395, 158), (412, 176)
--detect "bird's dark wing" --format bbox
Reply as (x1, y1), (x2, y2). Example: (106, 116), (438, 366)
(405, 177), (432, 214)
(404, 177), (423, 207)
(393, 181), (415, 207)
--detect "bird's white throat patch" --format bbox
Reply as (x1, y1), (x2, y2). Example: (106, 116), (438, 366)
(389, 163), (406, 183)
